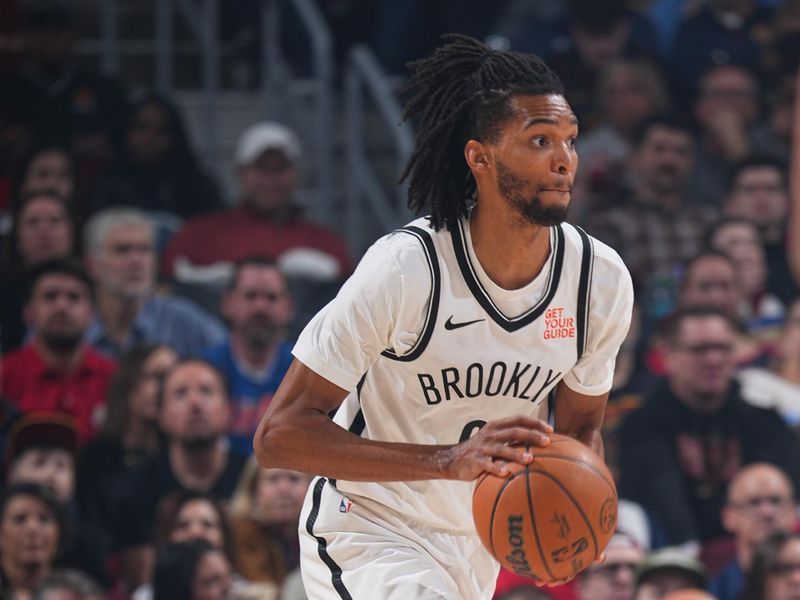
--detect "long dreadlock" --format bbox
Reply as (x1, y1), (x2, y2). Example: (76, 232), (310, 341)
(400, 34), (565, 231)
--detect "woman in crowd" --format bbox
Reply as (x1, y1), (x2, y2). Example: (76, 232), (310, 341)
(0, 483), (64, 600)
(77, 344), (178, 542)
(11, 145), (77, 209)
(742, 530), (800, 600)
(228, 456), (311, 590)
(90, 93), (224, 220)
(152, 539), (233, 600)
(132, 491), (274, 599)
(0, 189), (78, 353)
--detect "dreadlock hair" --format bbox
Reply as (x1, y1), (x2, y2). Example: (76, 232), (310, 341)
(400, 34), (565, 231)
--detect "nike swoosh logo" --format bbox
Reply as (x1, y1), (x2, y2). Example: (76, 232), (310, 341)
(444, 316), (485, 330)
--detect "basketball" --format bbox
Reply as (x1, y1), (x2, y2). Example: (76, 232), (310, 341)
(472, 433), (618, 583)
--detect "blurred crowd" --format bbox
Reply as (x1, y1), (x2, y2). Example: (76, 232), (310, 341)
(0, 0), (800, 599)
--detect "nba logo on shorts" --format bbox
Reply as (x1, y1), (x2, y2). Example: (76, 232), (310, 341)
(339, 498), (352, 513)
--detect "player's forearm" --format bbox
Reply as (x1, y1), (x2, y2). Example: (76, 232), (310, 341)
(254, 410), (457, 482)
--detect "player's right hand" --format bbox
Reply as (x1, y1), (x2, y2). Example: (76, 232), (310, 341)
(440, 415), (552, 481)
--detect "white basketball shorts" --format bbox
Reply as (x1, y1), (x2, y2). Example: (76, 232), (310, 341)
(299, 477), (500, 599)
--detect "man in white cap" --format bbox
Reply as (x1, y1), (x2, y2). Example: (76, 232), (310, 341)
(161, 121), (351, 324)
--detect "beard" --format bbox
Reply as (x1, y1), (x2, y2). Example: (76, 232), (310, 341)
(181, 434), (217, 452)
(496, 159), (570, 226)
(40, 330), (83, 353)
(242, 317), (277, 350)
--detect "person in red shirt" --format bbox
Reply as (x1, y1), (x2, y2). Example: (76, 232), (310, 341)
(0, 258), (115, 443)
(160, 122), (351, 327)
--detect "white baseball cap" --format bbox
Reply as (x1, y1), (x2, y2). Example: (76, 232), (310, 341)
(235, 121), (302, 166)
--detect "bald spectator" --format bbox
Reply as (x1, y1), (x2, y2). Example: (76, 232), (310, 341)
(0, 260), (114, 443)
(83, 207), (226, 358)
(710, 463), (797, 600)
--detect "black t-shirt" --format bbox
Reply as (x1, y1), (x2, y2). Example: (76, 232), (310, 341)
(113, 448), (246, 550)
(617, 380), (800, 544)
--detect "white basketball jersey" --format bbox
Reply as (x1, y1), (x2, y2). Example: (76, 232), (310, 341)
(326, 216), (601, 533)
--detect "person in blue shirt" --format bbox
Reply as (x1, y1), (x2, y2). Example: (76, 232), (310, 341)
(83, 207), (227, 358)
(203, 257), (294, 456)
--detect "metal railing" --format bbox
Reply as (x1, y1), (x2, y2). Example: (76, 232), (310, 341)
(344, 45), (415, 256)
(81, 0), (335, 225)
(262, 0), (334, 225)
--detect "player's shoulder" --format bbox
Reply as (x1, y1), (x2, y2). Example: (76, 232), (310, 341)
(562, 223), (629, 276)
(370, 216), (439, 266)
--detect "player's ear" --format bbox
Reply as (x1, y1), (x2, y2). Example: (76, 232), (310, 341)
(465, 140), (491, 173)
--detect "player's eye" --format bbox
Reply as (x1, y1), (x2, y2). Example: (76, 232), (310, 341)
(532, 136), (547, 147)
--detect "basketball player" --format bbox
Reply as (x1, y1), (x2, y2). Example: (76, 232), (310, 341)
(254, 35), (633, 599)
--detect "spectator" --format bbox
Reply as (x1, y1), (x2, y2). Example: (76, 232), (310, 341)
(0, 0), (128, 191)
(4, 412), (109, 586)
(161, 121), (351, 323)
(676, 251), (741, 318)
(77, 344), (178, 547)
(34, 569), (104, 600)
(0, 259), (114, 443)
(203, 257), (294, 456)
(11, 145), (76, 207)
(113, 359), (245, 592)
(722, 155), (799, 303)
(643, 250), (765, 376)
(671, 0), (774, 104)
(688, 63), (765, 208)
(576, 531), (644, 600)
(584, 115), (718, 315)
(634, 549), (707, 600)
(707, 217), (784, 335)
(577, 58), (672, 213)
(228, 456), (311, 587)
(617, 307), (800, 547)
(1, 190), (78, 353)
(741, 530), (800, 600)
(83, 207), (226, 358)
(151, 539), (233, 600)
(543, 0), (661, 123)
(0, 483), (64, 598)
(91, 94), (224, 220)
(129, 491), (272, 600)
(710, 463), (796, 600)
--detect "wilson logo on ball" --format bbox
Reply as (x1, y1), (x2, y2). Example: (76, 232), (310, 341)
(506, 515), (536, 578)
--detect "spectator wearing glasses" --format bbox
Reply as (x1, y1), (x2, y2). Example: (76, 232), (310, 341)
(741, 530), (800, 600)
(577, 531), (644, 600)
(710, 463), (796, 600)
(617, 307), (800, 550)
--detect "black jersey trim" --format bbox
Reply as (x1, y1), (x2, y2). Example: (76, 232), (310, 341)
(381, 226), (440, 361)
(451, 221), (565, 332)
(575, 226), (594, 361)
(306, 478), (353, 599)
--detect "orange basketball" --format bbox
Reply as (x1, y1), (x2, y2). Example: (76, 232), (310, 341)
(472, 433), (618, 583)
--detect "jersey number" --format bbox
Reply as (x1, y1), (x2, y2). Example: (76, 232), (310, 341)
(458, 420), (487, 442)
